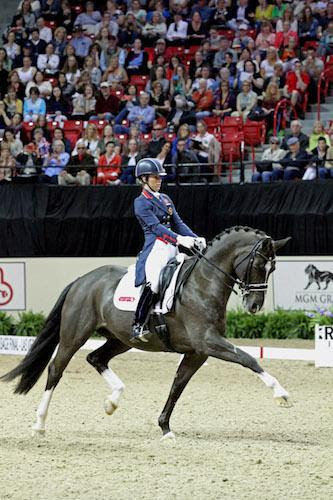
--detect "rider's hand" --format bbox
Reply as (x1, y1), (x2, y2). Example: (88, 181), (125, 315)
(176, 235), (197, 250)
(195, 237), (207, 250)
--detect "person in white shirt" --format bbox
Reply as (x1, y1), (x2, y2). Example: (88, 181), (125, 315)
(252, 136), (286, 182)
(36, 16), (53, 43)
(37, 43), (60, 75)
(166, 13), (188, 45)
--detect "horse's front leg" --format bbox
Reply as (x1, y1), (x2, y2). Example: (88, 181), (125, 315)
(158, 353), (208, 440)
(200, 329), (290, 406)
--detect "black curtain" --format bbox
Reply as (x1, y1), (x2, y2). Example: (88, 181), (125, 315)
(1, 182), (333, 257)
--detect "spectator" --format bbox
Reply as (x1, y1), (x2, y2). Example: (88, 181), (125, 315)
(146, 65), (169, 95)
(128, 0), (146, 27)
(279, 136), (311, 181)
(168, 94), (196, 131)
(284, 60), (310, 112)
(210, 0), (229, 29)
(103, 55), (128, 90)
(37, 43), (60, 76)
(4, 87), (23, 117)
(192, 78), (215, 118)
(53, 127), (72, 154)
(255, 21), (276, 53)
(95, 12), (119, 39)
(186, 11), (206, 47)
(260, 47), (282, 79)
(0, 142), (16, 183)
(272, 0), (287, 21)
(17, 56), (37, 86)
(70, 25), (92, 61)
(252, 136), (286, 182)
(281, 120), (309, 150)
(53, 27), (68, 59)
(125, 38), (149, 76)
(74, 1), (102, 35)
(114, 83), (138, 125)
(41, 139), (70, 184)
(262, 82), (281, 128)
(36, 16), (53, 43)
(58, 71), (75, 97)
(146, 121), (166, 157)
(254, 0), (273, 24)
(302, 47), (324, 102)
(318, 20), (333, 56)
(18, 0), (36, 30)
(97, 140), (122, 185)
(3, 31), (21, 65)
(58, 0), (73, 32)
(231, 23), (253, 50)
(169, 65), (191, 97)
(29, 28), (47, 57)
(3, 127), (23, 158)
(321, 133), (333, 178)
(25, 71), (52, 98)
(172, 138), (200, 183)
(73, 122), (100, 160)
(60, 141), (95, 185)
(100, 36), (126, 72)
(141, 11), (167, 46)
(213, 37), (237, 71)
(308, 121), (330, 151)
(149, 81), (170, 118)
(275, 20), (298, 50)
(46, 86), (70, 121)
(192, 65), (216, 92)
(156, 141), (175, 181)
(23, 86), (46, 122)
(166, 13), (188, 45)
(192, 119), (221, 167)
(91, 82), (119, 122)
(115, 92), (155, 134)
(298, 6), (320, 44)
(213, 80), (236, 118)
(120, 138), (142, 184)
(41, 0), (61, 20)
(303, 136), (328, 180)
(117, 13), (142, 48)
(97, 124), (118, 154)
(233, 80), (257, 121)
(226, 0), (255, 31)
(62, 55), (81, 86)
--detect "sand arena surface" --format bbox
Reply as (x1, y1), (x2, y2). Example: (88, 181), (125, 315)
(0, 342), (332, 500)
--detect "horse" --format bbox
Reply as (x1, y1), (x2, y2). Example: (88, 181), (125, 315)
(1, 226), (291, 440)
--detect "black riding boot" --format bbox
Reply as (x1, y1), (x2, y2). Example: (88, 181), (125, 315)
(131, 285), (156, 342)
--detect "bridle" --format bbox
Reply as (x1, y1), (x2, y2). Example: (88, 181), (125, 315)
(191, 237), (275, 297)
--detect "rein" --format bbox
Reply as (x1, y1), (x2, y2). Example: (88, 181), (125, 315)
(191, 237), (275, 297)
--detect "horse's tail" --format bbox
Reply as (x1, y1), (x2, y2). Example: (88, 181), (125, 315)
(1, 281), (75, 394)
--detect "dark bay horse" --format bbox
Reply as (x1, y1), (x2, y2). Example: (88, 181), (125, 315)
(2, 227), (291, 439)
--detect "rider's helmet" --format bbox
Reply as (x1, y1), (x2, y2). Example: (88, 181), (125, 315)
(135, 158), (167, 178)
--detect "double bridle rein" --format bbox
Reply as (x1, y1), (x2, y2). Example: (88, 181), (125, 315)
(191, 237), (275, 297)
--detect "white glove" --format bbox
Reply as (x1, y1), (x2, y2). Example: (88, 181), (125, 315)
(176, 235), (197, 250)
(195, 237), (207, 250)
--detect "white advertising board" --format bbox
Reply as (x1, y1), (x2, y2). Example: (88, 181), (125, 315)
(273, 260), (333, 311)
(315, 324), (333, 367)
(0, 263), (26, 311)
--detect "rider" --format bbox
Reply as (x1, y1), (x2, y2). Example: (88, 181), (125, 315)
(131, 158), (206, 342)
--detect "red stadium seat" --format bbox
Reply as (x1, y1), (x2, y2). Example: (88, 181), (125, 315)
(142, 133), (152, 143)
(22, 121), (36, 141)
(223, 116), (243, 130)
(63, 120), (84, 133)
(216, 29), (234, 41)
(115, 134), (128, 144)
(47, 121), (59, 134)
(243, 120), (266, 172)
(165, 47), (185, 61)
(220, 132), (242, 182)
(129, 75), (148, 92)
(87, 120), (108, 135)
(203, 116), (222, 133)
(44, 20), (57, 30)
(65, 130), (81, 148)
(145, 47), (155, 63)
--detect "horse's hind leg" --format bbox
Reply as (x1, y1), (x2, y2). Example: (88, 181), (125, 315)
(32, 339), (87, 435)
(158, 353), (208, 439)
(87, 338), (130, 415)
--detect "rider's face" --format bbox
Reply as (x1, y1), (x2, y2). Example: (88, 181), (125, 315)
(147, 174), (162, 192)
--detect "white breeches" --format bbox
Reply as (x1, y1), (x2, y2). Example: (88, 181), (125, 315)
(145, 239), (178, 293)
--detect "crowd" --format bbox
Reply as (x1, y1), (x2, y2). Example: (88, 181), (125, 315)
(0, 0), (333, 185)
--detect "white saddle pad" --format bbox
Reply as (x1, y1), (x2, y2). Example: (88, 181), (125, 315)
(113, 254), (186, 314)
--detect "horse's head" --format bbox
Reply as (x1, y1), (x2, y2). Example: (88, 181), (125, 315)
(233, 234), (291, 314)
(305, 264), (315, 275)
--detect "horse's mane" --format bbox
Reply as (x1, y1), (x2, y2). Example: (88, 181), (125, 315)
(208, 226), (269, 247)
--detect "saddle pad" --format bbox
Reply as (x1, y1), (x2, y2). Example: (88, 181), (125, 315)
(113, 254), (186, 314)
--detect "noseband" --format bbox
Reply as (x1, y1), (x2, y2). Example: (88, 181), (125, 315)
(191, 237), (275, 298)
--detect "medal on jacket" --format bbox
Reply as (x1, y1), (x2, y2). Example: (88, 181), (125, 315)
(168, 205), (173, 216)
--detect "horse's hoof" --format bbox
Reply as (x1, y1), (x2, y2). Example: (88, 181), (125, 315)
(104, 397), (118, 415)
(160, 431), (176, 442)
(275, 395), (292, 408)
(32, 426), (45, 437)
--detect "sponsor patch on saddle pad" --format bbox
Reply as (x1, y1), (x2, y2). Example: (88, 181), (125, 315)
(113, 254), (186, 314)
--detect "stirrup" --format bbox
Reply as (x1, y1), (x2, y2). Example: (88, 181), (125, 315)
(130, 323), (150, 343)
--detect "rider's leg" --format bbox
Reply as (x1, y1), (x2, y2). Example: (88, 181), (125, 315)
(131, 240), (177, 341)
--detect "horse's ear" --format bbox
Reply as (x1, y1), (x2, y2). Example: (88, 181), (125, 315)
(273, 237), (292, 253)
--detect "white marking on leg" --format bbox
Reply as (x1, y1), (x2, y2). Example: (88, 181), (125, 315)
(32, 388), (54, 434)
(102, 368), (125, 415)
(258, 370), (289, 399)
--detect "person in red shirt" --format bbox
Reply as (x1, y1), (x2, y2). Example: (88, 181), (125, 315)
(97, 140), (122, 185)
(284, 60), (310, 112)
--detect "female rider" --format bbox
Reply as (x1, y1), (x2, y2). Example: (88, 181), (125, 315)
(132, 158), (206, 341)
